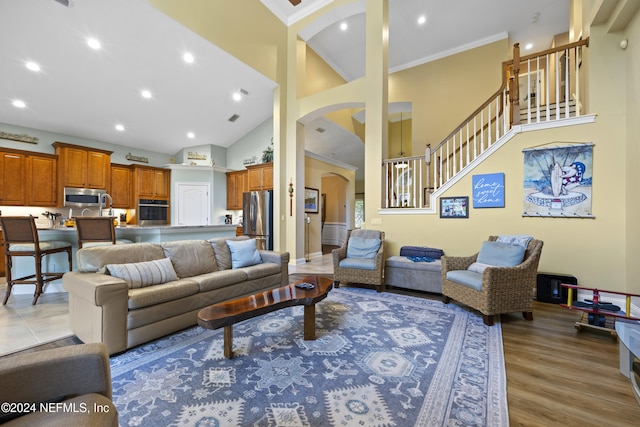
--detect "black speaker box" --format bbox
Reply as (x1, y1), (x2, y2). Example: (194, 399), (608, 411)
(536, 272), (577, 304)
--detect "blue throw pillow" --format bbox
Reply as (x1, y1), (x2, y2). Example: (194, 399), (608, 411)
(346, 237), (381, 259)
(476, 241), (526, 267)
(226, 239), (262, 269)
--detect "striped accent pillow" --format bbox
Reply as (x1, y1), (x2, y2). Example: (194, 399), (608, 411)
(105, 257), (178, 289)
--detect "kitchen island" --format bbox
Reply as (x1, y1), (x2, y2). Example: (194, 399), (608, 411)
(8, 224), (239, 295)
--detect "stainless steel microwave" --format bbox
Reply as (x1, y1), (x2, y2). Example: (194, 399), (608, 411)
(63, 187), (105, 207)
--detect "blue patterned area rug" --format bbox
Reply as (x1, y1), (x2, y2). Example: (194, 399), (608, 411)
(110, 287), (508, 426)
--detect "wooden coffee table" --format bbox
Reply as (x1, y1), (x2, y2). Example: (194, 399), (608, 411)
(197, 275), (334, 358)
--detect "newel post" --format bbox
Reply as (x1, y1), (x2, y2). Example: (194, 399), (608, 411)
(509, 43), (521, 126)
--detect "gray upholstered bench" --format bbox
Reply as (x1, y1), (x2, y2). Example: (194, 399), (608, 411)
(384, 246), (444, 294)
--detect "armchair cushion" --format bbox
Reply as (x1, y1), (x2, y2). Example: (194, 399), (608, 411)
(339, 257), (377, 270)
(346, 237), (381, 259)
(227, 239), (262, 269)
(446, 270), (483, 291)
(476, 241), (526, 267)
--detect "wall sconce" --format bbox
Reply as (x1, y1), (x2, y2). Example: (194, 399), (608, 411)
(620, 39), (628, 50)
(289, 178), (294, 216)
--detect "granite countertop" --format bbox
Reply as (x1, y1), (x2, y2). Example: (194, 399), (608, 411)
(36, 224), (239, 231)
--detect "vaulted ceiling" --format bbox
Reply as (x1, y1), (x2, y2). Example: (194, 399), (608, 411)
(1, 0), (569, 180)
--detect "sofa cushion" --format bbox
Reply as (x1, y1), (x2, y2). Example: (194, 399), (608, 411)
(209, 236), (249, 270)
(242, 262), (282, 280)
(192, 269), (249, 293)
(476, 241), (526, 267)
(339, 257), (377, 270)
(446, 270), (483, 291)
(346, 237), (381, 259)
(105, 258), (178, 289)
(127, 279), (200, 310)
(160, 240), (217, 278)
(76, 243), (165, 273)
(227, 239), (262, 268)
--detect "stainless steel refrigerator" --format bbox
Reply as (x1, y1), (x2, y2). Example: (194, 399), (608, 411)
(243, 190), (273, 250)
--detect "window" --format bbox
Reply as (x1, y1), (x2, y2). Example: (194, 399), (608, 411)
(355, 193), (364, 229)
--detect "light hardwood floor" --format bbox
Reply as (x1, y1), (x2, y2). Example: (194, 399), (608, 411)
(2, 257), (639, 426)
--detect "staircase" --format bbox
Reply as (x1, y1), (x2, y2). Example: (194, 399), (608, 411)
(383, 39), (590, 210)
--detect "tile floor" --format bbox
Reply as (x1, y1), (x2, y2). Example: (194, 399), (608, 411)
(0, 254), (334, 357)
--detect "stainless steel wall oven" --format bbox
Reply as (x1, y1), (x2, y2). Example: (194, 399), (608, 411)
(138, 199), (169, 226)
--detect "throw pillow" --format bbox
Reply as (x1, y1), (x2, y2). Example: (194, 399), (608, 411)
(104, 257), (178, 289)
(226, 239), (262, 269)
(476, 241), (526, 267)
(210, 236), (250, 270)
(467, 262), (492, 274)
(346, 237), (381, 259)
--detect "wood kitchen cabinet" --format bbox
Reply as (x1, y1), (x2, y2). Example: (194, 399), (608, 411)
(133, 165), (170, 199)
(0, 149), (57, 207)
(226, 170), (247, 210)
(0, 150), (26, 205)
(110, 164), (132, 208)
(246, 162), (273, 191)
(26, 153), (57, 207)
(53, 142), (112, 202)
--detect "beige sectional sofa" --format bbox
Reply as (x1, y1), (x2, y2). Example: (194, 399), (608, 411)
(63, 236), (289, 355)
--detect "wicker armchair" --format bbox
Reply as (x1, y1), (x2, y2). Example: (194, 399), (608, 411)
(332, 229), (385, 292)
(441, 236), (544, 326)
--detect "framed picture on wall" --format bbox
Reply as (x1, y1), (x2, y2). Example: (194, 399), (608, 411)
(304, 187), (319, 213)
(439, 196), (469, 218)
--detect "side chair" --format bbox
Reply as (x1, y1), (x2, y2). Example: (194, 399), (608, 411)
(0, 216), (73, 305)
(75, 216), (132, 249)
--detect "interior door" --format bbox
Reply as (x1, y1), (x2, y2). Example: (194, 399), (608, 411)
(176, 182), (210, 226)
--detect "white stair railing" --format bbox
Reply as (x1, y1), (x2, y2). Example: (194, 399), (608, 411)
(382, 39), (589, 211)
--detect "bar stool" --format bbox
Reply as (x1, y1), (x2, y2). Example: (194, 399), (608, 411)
(75, 216), (132, 249)
(0, 216), (73, 305)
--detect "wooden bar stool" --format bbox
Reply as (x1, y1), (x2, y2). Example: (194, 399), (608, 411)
(0, 216), (73, 305)
(75, 216), (132, 249)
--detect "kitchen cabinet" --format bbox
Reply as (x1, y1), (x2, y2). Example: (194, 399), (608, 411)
(226, 170), (247, 210)
(53, 142), (112, 198)
(133, 165), (170, 199)
(0, 149), (57, 207)
(26, 153), (57, 207)
(111, 164), (132, 208)
(0, 149), (58, 207)
(0, 150), (26, 205)
(246, 162), (273, 191)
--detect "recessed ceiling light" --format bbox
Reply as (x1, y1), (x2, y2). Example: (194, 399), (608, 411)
(417, 15), (426, 25)
(340, 22), (348, 31)
(12, 100), (26, 108)
(141, 89), (152, 99)
(183, 52), (194, 63)
(115, 124), (125, 131)
(87, 38), (101, 50)
(187, 132), (195, 139)
(25, 61), (40, 72)
(232, 92), (242, 101)
(525, 43), (533, 50)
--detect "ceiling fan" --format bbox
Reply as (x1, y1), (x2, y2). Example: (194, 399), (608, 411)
(289, 0), (302, 5)
(54, 0), (70, 6)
